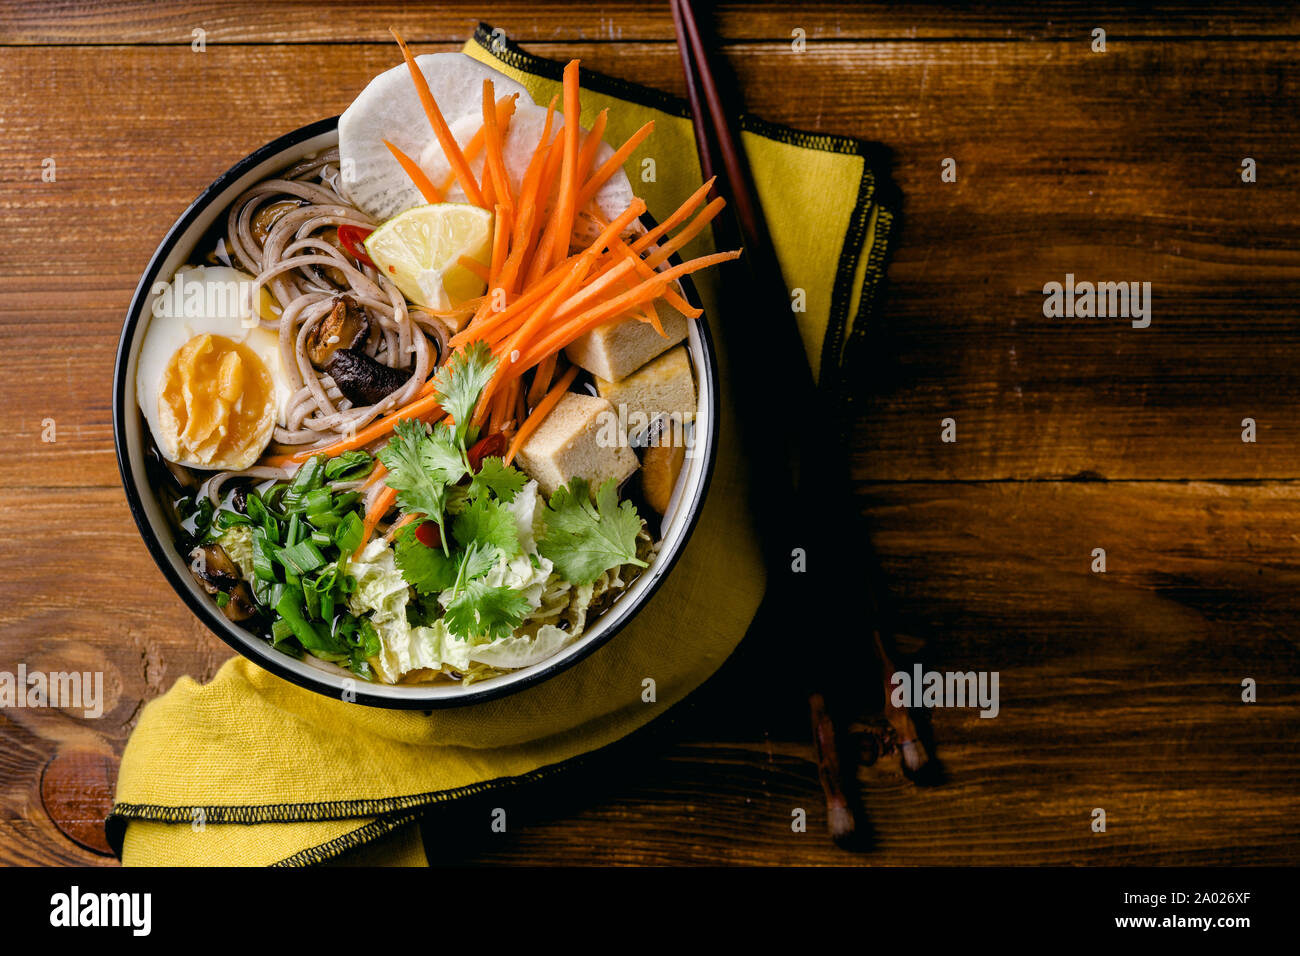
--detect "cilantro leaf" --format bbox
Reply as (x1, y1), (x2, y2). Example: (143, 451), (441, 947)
(469, 456), (528, 503)
(377, 419), (466, 539)
(458, 540), (500, 582)
(432, 341), (497, 448)
(394, 525), (461, 595)
(443, 578), (532, 641)
(423, 421), (469, 476)
(537, 478), (647, 586)
(395, 522), (500, 597)
(452, 497), (520, 558)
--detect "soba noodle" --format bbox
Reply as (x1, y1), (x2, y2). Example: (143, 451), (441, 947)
(216, 149), (443, 468)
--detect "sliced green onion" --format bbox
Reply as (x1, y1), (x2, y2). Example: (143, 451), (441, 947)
(213, 509), (252, 531)
(306, 511), (341, 532)
(274, 588), (341, 653)
(355, 617), (381, 658)
(333, 511), (365, 557)
(251, 529), (278, 582)
(302, 576), (320, 619)
(324, 450), (374, 482)
(277, 539), (325, 576)
(270, 617), (296, 647)
(302, 487), (333, 516)
(332, 491), (362, 513)
(291, 455), (327, 493)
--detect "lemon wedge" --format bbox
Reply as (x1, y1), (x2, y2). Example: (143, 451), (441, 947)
(363, 203), (494, 311)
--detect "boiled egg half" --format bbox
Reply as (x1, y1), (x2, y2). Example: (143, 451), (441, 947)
(136, 265), (293, 471)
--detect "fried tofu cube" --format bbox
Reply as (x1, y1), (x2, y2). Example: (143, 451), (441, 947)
(514, 393), (638, 499)
(594, 345), (697, 440)
(563, 299), (689, 382)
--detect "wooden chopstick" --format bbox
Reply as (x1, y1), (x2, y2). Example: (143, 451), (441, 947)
(671, 0), (784, 288)
(668, 0), (928, 845)
(669, 0), (855, 844)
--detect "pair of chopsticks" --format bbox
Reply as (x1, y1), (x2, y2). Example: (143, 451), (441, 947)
(668, 0), (928, 845)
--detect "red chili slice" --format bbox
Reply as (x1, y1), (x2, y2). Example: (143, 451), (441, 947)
(336, 224), (376, 268)
(415, 520), (442, 549)
(467, 432), (506, 472)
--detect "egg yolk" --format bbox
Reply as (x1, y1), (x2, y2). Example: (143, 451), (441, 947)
(158, 334), (274, 468)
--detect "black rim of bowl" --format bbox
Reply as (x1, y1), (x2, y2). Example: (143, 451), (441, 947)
(113, 116), (721, 709)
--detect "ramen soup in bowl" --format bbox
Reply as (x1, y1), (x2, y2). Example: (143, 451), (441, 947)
(114, 47), (728, 707)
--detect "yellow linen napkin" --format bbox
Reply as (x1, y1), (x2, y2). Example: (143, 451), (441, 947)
(108, 24), (897, 866)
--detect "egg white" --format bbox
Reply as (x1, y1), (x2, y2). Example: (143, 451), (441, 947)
(136, 265), (293, 469)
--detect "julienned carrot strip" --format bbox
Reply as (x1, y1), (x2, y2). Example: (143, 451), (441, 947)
(463, 273), (505, 336)
(497, 97), (557, 293)
(522, 122), (570, 285)
(497, 379), (521, 437)
(450, 252), (581, 348)
(355, 485), (398, 560)
(482, 81), (515, 220)
(508, 250), (741, 377)
(383, 140), (444, 203)
(363, 462), (389, 487)
(461, 192), (640, 356)
(551, 257), (638, 321)
(527, 354), (559, 406)
(515, 96), (558, 231)
(383, 511), (419, 545)
(505, 364), (580, 465)
(643, 197), (727, 270)
(493, 196), (645, 369)
(488, 204), (506, 287)
(575, 109), (608, 186)
(488, 378), (513, 433)
(630, 177), (716, 255)
(458, 255), (491, 283)
(500, 278), (670, 392)
(512, 280), (669, 375)
(488, 203), (509, 286)
(474, 255), (592, 422)
(390, 27), (485, 207)
(495, 182), (537, 296)
(514, 380), (528, 428)
(496, 203), (533, 295)
(467, 192), (643, 354)
(554, 204), (681, 322)
(437, 95), (516, 196)
(543, 61), (582, 271)
(575, 120), (654, 210)
(606, 237), (688, 326)
(289, 393), (445, 462)
(507, 200), (642, 407)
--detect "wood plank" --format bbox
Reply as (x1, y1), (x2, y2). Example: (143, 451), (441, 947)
(3, 0), (1298, 44)
(450, 479), (1300, 865)
(3, 42), (1300, 482)
(1, 481), (1296, 865)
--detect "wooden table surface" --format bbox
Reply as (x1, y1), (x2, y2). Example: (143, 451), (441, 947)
(2, 0), (1299, 865)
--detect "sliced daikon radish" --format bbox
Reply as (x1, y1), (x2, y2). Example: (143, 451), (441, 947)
(339, 53), (533, 221)
(340, 52), (638, 244)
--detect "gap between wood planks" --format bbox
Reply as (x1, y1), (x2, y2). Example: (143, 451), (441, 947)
(14, 479), (1300, 493)
(6, 35), (1300, 49)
